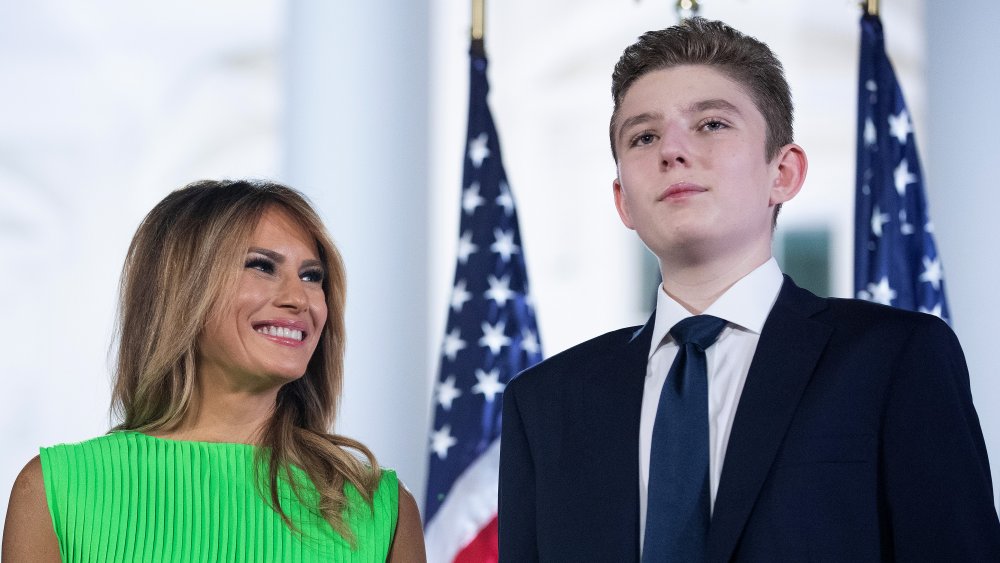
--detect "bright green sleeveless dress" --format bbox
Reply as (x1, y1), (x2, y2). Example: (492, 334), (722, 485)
(39, 431), (398, 562)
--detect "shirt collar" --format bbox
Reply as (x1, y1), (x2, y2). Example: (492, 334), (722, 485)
(648, 257), (784, 359)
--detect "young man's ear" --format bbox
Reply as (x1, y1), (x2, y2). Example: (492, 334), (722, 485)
(769, 143), (808, 206)
(612, 178), (636, 230)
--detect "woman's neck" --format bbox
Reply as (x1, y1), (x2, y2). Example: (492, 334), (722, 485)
(153, 374), (280, 444)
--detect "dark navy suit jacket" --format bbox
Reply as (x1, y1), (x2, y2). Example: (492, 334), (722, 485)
(499, 277), (1000, 562)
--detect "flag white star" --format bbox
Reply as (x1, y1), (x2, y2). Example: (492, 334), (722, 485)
(521, 328), (540, 356)
(442, 327), (466, 361)
(893, 158), (916, 197)
(888, 109), (912, 144)
(450, 279), (472, 313)
(919, 256), (944, 290)
(436, 375), (462, 411)
(866, 79), (878, 103)
(899, 210), (915, 235)
(468, 132), (491, 168)
(430, 425), (458, 459)
(472, 368), (506, 402)
(496, 180), (514, 217)
(485, 274), (514, 306)
(479, 320), (511, 355)
(462, 182), (485, 215)
(491, 228), (519, 262)
(457, 231), (478, 265)
(871, 205), (890, 237)
(919, 302), (944, 319)
(866, 277), (897, 306)
(864, 117), (877, 146)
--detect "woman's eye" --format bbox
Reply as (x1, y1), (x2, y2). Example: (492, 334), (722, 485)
(301, 269), (325, 283)
(245, 257), (275, 274)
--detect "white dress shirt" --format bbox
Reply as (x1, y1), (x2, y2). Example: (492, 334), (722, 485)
(638, 258), (784, 548)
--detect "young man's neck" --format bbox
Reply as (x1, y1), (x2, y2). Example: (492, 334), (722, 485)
(659, 245), (773, 315)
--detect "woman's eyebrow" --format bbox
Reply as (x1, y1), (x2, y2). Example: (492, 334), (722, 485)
(249, 247), (323, 270)
(248, 247), (284, 263)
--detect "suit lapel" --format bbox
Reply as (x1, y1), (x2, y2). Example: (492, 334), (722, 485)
(585, 314), (654, 562)
(707, 278), (833, 563)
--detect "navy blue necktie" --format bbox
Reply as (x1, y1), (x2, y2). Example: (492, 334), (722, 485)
(642, 315), (727, 562)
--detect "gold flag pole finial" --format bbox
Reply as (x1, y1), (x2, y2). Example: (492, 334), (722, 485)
(472, 0), (485, 55)
(675, 0), (701, 20)
(472, 0), (485, 41)
(863, 0), (879, 16)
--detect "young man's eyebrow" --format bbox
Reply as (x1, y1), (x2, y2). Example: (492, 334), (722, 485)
(686, 98), (742, 115)
(616, 111), (663, 143)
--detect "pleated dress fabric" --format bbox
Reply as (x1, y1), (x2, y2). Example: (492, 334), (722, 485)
(39, 431), (398, 563)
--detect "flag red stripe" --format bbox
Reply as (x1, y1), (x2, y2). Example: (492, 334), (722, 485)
(453, 516), (498, 563)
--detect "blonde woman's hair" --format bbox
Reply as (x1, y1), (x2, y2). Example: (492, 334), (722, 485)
(111, 179), (379, 539)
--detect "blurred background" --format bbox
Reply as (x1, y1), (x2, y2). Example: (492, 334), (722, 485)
(2, 0), (998, 534)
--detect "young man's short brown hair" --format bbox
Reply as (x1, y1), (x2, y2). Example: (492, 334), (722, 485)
(609, 17), (793, 164)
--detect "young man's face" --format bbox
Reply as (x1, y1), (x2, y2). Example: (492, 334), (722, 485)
(612, 65), (794, 265)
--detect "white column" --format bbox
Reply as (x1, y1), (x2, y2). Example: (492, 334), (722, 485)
(926, 0), (1000, 508)
(284, 1), (432, 505)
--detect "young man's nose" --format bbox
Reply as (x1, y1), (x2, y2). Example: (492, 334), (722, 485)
(658, 127), (690, 167)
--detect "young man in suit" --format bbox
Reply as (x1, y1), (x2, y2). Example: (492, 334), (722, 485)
(498, 18), (1000, 562)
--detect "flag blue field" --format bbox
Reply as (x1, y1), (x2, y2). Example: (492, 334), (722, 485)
(855, 14), (950, 322)
(423, 44), (543, 562)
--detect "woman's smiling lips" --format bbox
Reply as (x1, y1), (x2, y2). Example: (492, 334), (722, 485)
(659, 182), (708, 200)
(252, 319), (309, 346)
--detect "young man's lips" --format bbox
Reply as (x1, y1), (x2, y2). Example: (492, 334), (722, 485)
(660, 182), (707, 200)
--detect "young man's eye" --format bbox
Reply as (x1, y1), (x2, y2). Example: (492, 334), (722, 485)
(630, 132), (657, 147)
(301, 268), (325, 283)
(245, 257), (275, 274)
(701, 120), (728, 131)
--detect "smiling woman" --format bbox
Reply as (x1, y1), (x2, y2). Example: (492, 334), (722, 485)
(1, 180), (426, 563)
(198, 206), (331, 392)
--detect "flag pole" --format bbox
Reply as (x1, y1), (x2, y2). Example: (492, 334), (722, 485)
(472, 0), (485, 56)
(862, 0), (879, 16)
(424, 0), (545, 555)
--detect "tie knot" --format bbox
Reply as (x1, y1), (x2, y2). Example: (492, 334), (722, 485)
(669, 315), (727, 351)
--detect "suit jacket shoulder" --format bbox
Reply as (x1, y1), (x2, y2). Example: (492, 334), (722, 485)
(508, 323), (646, 394)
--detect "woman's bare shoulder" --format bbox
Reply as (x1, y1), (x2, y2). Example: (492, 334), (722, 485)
(2, 455), (61, 563)
(387, 479), (426, 563)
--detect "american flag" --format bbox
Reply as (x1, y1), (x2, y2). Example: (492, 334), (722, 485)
(423, 42), (543, 562)
(855, 14), (950, 323)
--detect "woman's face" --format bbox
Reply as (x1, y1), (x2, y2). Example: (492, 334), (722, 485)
(198, 206), (329, 391)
